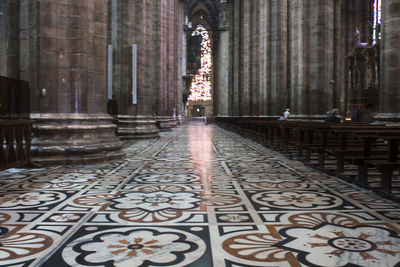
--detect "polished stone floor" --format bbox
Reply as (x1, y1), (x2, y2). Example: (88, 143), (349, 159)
(1, 123), (400, 266)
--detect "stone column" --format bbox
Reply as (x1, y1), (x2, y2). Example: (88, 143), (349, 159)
(20, 0), (123, 165)
(259, 1), (266, 115)
(288, 0), (335, 118)
(216, 1), (231, 116)
(156, 0), (180, 130)
(250, 1), (260, 115)
(340, 0), (357, 116)
(0, 0), (10, 76)
(112, 0), (159, 139)
(175, 1), (184, 121)
(240, 0), (251, 116)
(1, 0), (19, 78)
(312, 0), (334, 117)
(270, 0), (288, 115)
(265, 1), (273, 115)
(166, 0), (177, 126)
(154, 0), (170, 131)
(289, 0), (304, 115)
(19, 0), (38, 97)
(231, 0), (241, 116)
(181, 7), (188, 118)
(335, 0), (346, 114)
(376, 0), (400, 121)
(323, 0), (336, 114)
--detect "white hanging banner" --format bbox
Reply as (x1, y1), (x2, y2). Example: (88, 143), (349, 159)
(132, 44), (138, 104)
(107, 44), (112, 100)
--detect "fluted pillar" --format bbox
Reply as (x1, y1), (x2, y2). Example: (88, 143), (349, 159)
(270, 0), (288, 115)
(311, 0), (334, 116)
(288, 0), (335, 118)
(155, 0), (181, 130)
(176, 1), (184, 121)
(111, 0), (159, 139)
(0, 1), (10, 76)
(289, 0), (304, 115)
(250, 1), (260, 115)
(20, 0), (123, 165)
(239, 0), (251, 116)
(376, 0), (400, 121)
(154, 0), (170, 131)
(170, 0), (181, 127)
(0, 0), (20, 78)
(265, 1), (273, 115)
(165, 0), (178, 128)
(0, 1), (6, 76)
(231, 0), (241, 116)
(259, 0), (270, 115)
(216, 1), (231, 116)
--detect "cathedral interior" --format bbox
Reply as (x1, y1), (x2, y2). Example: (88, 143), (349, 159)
(1, 0), (400, 266)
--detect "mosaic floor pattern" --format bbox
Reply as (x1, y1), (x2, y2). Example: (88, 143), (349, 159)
(1, 123), (400, 266)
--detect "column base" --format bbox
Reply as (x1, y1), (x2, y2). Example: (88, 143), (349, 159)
(30, 113), (124, 166)
(169, 117), (178, 127)
(117, 115), (160, 140)
(156, 116), (177, 131)
(156, 116), (173, 132)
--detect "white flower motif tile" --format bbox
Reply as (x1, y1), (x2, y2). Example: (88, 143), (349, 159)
(0, 124), (400, 266)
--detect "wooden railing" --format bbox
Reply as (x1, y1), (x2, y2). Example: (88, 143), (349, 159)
(0, 120), (32, 170)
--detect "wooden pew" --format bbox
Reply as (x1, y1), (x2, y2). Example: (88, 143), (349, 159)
(350, 130), (400, 193)
(215, 117), (400, 201)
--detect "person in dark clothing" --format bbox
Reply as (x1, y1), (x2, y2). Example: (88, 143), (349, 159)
(330, 109), (341, 123)
(351, 105), (362, 122)
(325, 109), (341, 123)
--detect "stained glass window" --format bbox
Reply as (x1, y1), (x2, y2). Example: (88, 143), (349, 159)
(188, 25), (212, 102)
(372, 0), (382, 45)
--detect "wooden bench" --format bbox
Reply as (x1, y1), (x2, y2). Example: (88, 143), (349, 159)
(215, 117), (400, 200)
(355, 131), (400, 193)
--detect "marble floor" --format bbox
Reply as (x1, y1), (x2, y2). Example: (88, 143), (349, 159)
(1, 123), (400, 267)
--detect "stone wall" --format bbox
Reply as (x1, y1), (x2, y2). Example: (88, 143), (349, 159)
(214, 0), (398, 121)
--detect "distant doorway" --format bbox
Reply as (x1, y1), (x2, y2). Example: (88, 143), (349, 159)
(192, 105), (205, 117)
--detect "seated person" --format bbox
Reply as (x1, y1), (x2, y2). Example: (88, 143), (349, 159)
(330, 109), (341, 123)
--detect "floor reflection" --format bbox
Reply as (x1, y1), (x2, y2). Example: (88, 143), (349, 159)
(0, 123), (399, 266)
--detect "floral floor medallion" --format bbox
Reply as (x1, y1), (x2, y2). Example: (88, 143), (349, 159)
(277, 223), (400, 267)
(60, 227), (206, 267)
(0, 124), (399, 266)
